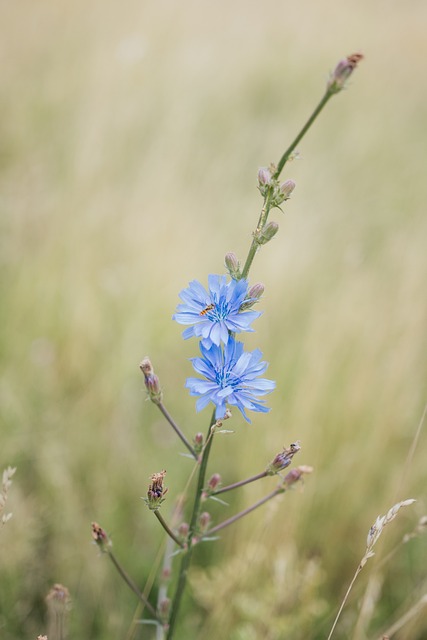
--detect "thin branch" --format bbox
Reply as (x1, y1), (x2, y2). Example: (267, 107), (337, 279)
(157, 401), (198, 459)
(107, 550), (160, 621)
(154, 510), (184, 548)
(212, 471), (267, 496)
(206, 488), (281, 537)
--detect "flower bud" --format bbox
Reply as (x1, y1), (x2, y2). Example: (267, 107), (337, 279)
(91, 522), (111, 551)
(46, 584), (71, 638)
(257, 221), (279, 245)
(258, 166), (272, 186)
(279, 179), (296, 200)
(198, 511), (211, 534)
(144, 470), (168, 511)
(140, 357), (162, 405)
(224, 252), (241, 279)
(282, 465), (313, 489)
(266, 441), (301, 475)
(327, 53), (364, 94)
(240, 282), (265, 311)
(178, 521), (189, 539)
(193, 432), (204, 455)
(208, 473), (221, 492)
(158, 597), (171, 622)
(248, 282), (265, 301)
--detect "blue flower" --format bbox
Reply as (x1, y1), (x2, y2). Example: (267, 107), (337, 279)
(185, 338), (275, 423)
(173, 275), (261, 348)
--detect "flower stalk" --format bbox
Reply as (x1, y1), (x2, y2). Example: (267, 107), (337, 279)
(154, 510), (185, 549)
(166, 411), (217, 640)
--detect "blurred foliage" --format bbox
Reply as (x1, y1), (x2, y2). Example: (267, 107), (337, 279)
(1, 0), (427, 639)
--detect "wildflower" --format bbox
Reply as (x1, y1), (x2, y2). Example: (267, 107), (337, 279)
(173, 275), (261, 348)
(185, 338), (275, 422)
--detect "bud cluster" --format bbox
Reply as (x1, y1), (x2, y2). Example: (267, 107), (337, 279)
(257, 166), (296, 209)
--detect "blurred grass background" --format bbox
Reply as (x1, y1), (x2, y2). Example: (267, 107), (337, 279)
(1, 0), (427, 638)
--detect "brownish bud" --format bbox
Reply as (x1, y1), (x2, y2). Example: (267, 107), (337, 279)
(198, 511), (211, 534)
(178, 522), (189, 539)
(139, 357), (162, 405)
(327, 53), (364, 94)
(282, 465), (313, 489)
(145, 470), (168, 511)
(208, 473), (221, 492)
(91, 522), (111, 551)
(266, 441), (301, 475)
(193, 432), (204, 454)
(46, 584), (71, 639)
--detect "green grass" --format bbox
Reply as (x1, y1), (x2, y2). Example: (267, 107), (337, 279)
(1, 1), (427, 638)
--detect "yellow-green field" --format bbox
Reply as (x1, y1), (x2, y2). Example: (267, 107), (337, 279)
(1, 1), (426, 638)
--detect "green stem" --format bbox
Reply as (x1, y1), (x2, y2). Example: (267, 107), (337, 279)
(206, 487), (281, 537)
(166, 411), (217, 639)
(154, 510), (185, 548)
(242, 89), (333, 280)
(241, 191), (272, 279)
(157, 401), (198, 460)
(273, 89), (333, 179)
(212, 471), (267, 496)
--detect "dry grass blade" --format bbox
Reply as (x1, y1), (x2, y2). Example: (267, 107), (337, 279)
(327, 499), (416, 640)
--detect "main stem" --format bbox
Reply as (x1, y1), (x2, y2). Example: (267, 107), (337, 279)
(166, 411), (217, 639)
(274, 90), (332, 178)
(241, 89), (333, 280)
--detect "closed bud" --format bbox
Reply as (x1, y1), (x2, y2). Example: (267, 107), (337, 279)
(140, 357), (162, 405)
(258, 167), (273, 197)
(257, 221), (279, 245)
(144, 470), (168, 511)
(282, 465), (313, 489)
(198, 511), (211, 534)
(248, 282), (265, 301)
(46, 584), (71, 639)
(240, 282), (265, 310)
(193, 432), (204, 455)
(258, 166), (272, 186)
(327, 53), (364, 94)
(178, 521), (189, 539)
(158, 597), (171, 622)
(224, 252), (241, 279)
(279, 179), (296, 200)
(208, 473), (221, 492)
(266, 441), (301, 475)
